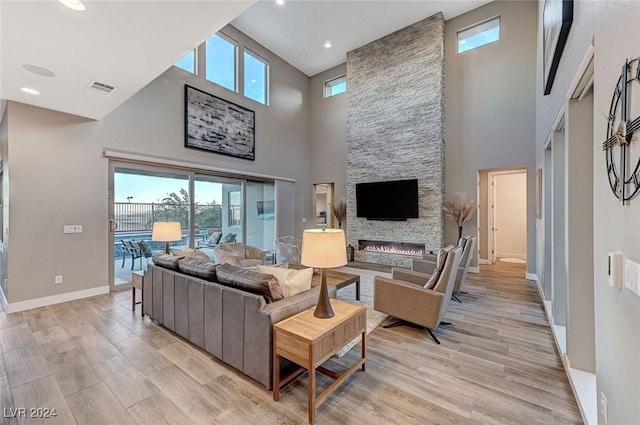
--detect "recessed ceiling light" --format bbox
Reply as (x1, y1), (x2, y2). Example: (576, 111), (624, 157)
(22, 64), (55, 77)
(59, 0), (86, 11)
(324, 42), (332, 49)
(275, 0), (284, 5)
(20, 87), (40, 96)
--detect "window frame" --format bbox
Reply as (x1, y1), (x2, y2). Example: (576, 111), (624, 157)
(205, 32), (239, 92)
(243, 48), (270, 106)
(456, 15), (501, 54)
(174, 48), (197, 75)
(324, 75), (347, 98)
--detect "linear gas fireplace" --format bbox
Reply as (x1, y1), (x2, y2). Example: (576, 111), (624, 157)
(358, 240), (425, 257)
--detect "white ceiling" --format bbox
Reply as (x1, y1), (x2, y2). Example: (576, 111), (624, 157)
(0, 1), (255, 120)
(0, 0), (491, 121)
(233, 0), (492, 77)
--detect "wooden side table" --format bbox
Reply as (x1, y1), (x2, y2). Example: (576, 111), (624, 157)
(131, 270), (144, 316)
(273, 299), (366, 424)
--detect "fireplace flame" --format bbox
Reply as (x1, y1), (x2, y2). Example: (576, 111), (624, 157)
(358, 240), (425, 257)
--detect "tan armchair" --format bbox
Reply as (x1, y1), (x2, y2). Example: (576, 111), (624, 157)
(413, 236), (476, 302)
(214, 243), (266, 268)
(374, 246), (462, 344)
(274, 236), (301, 264)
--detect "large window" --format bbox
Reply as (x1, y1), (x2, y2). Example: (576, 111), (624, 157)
(206, 34), (237, 91)
(175, 49), (196, 74)
(324, 75), (346, 98)
(457, 16), (500, 53)
(244, 50), (268, 105)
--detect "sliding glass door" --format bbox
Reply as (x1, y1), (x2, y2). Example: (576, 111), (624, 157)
(111, 166), (189, 287)
(245, 180), (275, 252)
(109, 162), (277, 289)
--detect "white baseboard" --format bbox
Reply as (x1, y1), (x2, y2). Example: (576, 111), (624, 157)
(0, 286), (7, 310)
(5, 285), (110, 313)
(495, 251), (527, 260)
(534, 273), (594, 425)
(479, 258), (489, 265)
(525, 272), (539, 282)
(468, 266), (479, 273)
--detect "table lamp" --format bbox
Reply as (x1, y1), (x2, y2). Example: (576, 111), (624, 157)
(301, 228), (347, 318)
(152, 222), (182, 254)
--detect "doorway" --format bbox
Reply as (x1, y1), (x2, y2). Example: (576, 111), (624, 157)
(478, 168), (527, 266)
(313, 183), (334, 228)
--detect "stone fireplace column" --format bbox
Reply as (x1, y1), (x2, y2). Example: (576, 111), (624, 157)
(345, 13), (446, 268)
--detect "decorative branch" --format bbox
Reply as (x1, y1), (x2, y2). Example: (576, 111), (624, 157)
(443, 199), (476, 227)
(330, 200), (347, 229)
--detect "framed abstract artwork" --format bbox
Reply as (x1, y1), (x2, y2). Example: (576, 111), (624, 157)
(184, 85), (255, 160)
(543, 0), (573, 95)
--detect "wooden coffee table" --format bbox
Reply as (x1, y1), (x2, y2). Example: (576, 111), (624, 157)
(273, 299), (366, 424)
(290, 265), (361, 301)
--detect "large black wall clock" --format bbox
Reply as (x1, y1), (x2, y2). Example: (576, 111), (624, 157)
(603, 57), (640, 204)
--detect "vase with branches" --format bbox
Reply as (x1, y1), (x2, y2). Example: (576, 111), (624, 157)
(329, 200), (347, 229)
(443, 199), (476, 241)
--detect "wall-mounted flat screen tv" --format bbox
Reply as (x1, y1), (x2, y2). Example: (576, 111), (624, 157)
(356, 179), (419, 220)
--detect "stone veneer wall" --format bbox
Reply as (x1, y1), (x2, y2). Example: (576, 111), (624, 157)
(346, 13), (445, 267)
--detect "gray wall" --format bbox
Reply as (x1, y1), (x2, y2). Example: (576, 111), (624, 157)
(445, 1), (537, 271)
(552, 130), (567, 326)
(309, 63), (348, 223)
(566, 95), (595, 373)
(3, 24), (311, 304)
(346, 14), (445, 267)
(534, 2), (640, 423)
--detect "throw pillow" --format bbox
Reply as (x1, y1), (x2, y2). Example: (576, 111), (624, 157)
(423, 270), (440, 290)
(220, 233), (236, 244)
(435, 245), (454, 272)
(138, 240), (152, 257)
(151, 253), (184, 271)
(256, 265), (313, 297)
(172, 248), (211, 261)
(207, 231), (222, 245)
(215, 263), (283, 302)
(178, 257), (217, 282)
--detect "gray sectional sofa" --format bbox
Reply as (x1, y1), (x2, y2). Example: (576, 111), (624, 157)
(142, 261), (332, 389)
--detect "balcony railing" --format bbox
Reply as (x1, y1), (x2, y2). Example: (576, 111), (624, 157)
(114, 202), (223, 233)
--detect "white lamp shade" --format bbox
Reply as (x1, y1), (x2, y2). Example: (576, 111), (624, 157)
(152, 222), (182, 242)
(301, 229), (347, 268)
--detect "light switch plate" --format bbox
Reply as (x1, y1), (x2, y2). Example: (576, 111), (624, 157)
(624, 259), (640, 297)
(63, 225), (83, 234)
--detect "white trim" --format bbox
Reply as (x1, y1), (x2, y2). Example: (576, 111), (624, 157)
(468, 266), (479, 273)
(496, 251), (527, 260)
(526, 272), (538, 282)
(479, 258), (489, 264)
(0, 286), (7, 309)
(535, 273), (595, 425)
(568, 368), (597, 425)
(5, 286), (109, 313)
(566, 39), (594, 100)
(102, 148), (296, 183)
(544, 132), (553, 150)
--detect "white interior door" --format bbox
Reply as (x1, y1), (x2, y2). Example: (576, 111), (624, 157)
(493, 172), (527, 260)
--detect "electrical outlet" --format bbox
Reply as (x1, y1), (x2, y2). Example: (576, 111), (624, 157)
(600, 392), (608, 425)
(54, 275), (63, 285)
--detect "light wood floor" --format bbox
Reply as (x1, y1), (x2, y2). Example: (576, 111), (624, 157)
(0, 261), (582, 425)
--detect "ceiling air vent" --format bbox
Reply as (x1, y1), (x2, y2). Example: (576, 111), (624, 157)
(86, 80), (115, 94)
